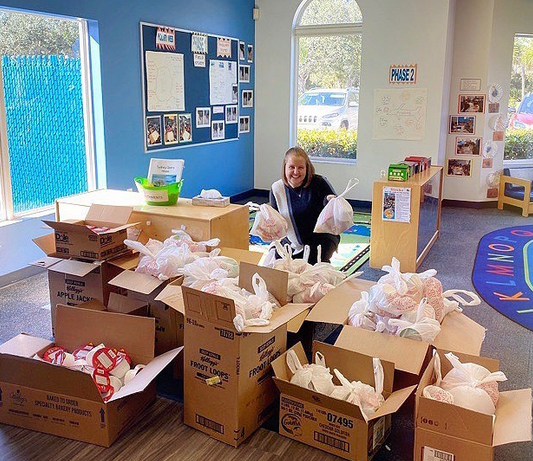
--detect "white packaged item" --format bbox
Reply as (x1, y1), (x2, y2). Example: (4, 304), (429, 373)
(183, 249), (239, 290)
(200, 189), (222, 199)
(388, 298), (441, 342)
(286, 350), (335, 396)
(250, 203), (289, 242)
(124, 364), (146, 385)
(379, 257), (436, 301)
(314, 178), (359, 235)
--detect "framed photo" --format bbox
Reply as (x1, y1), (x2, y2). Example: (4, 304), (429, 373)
(447, 158), (472, 177)
(242, 90), (254, 108)
(178, 113), (192, 143)
(239, 65), (250, 83)
(232, 84), (239, 104)
(458, 94), (485, 113)
(247, 44), (253, 63)
(455, 136), (481, 156)
(163, 114), (179, 145)
(225, 105), (238, 124)
(239, 41), (246, 61)
(239, 116), (250, 133)
(211, 120), (225, 140)
(195, 107), (211, 128)
(460, 78), (481, 91)
(146, 115), (162, 147)
(482, 158), (493, 169)
(449, 115), (475, 134)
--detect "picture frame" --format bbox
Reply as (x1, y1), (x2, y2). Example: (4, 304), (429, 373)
(225, 105), (238, 124)
(211, 120), (225, 140)
(242, 90), (254, 108)
(239, 65), (250, 83)
(458, 94), (486, 113)
(449, 115), (475, 134)
(239, 41), (246, 61)
(239, 116), (250, 133)
(178, 113), (192, 143)
(195, 107), (211, 128)
(460, 78), (481, 91)
(163, 114), (179, 145)
(446, 158), (472, 177)
(455, 136), (481, 156)
(146, 115), (162, 147)
(482, 158), (493, 169)
(247, 44), (253, 63)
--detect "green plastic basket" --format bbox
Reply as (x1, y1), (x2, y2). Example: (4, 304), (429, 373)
(134, 177), (183, 206)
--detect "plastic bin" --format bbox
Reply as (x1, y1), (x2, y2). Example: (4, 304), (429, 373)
(134, 177), (183, 206)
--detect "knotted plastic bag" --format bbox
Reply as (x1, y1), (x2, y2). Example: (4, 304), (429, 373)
(347, 291), (378, 331)
(183, 250), (239, 290)
(168, 229), (220, 253)
(379, 257), (437, 301)
(388, 298), (441, 342)
(286, 350), (335, 396)
(314, 178), (359, 235)
(250, 203), (289, 242)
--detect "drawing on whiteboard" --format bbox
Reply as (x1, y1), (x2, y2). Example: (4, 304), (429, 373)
(146, 51), (185, 112)
(373, 88), (427, 140)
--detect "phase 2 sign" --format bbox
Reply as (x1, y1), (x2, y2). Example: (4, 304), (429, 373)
(389, 64), (417, 84)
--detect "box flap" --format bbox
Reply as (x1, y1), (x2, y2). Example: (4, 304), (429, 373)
(0, 354), (102, 402)
(286, 308), (311, 333)
(313, 341), (395, 394)
(55, 305), (155, 365)
(182, 286), (236, 329)
(0, 333), (53, 357)
(155, 284), (184, 314)
(32, 233), (56, 256)
(334, 325), (429, 376)
(107, 292), (148, 315)
(108, 252), (139, 270)
(271, 342), (309, 382)
(43, 219), (91, 235)
(85, 203), (133, 227)
(107, 347), (183, 402)
(433, 310), (486, 355)
(305, 278), (374, 324)
(219, 247), (263, 265)
(47, 259), (101, 277)
(77, 299), (107, 311)
(370, 385), (416, 420)
(108, 269), (165, 295)
(29, 256), (63, 269)
(242, 303), (312, 334)
(493, 389), (532, 446)
(239, 262), (289, 306)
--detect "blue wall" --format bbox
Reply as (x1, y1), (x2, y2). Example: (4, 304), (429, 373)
(0, 0), (255, 197)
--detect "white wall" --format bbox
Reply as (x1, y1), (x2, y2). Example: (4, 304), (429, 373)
(255, 0), (454, 201)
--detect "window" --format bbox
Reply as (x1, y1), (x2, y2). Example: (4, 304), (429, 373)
(505, 34), (533, 163)
(0, 9), (95, 220)
(293, 0), (362, 163)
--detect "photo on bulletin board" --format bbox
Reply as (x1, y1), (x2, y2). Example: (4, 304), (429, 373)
(447, 158), (472, 177)
(140, 22), (241, 152)
(212, 120), (225, 140)
(455, 136), (481, 156)
(247, 44), (253, 63)
(225, 105), (238, 124)
(196, 107), (211, 128)
(163, 114), (179, 145)
(458, 94), (485, 113)
(146, 115), (162, 146)
(242, 90), (254, 108)
(239, 65), (250, 83)
(482, 158), (493, 168)
(239, 41), (245, 61)
(239, 116), (250, 133)
(449, 115), (475, 134)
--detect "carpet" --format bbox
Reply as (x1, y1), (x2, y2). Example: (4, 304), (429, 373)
(472, 225), (533, 331)
(249, 211), (371, 274)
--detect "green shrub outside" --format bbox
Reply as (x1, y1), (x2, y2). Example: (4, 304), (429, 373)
(297, 128), (357, 160)
(504, 129), (533, 160)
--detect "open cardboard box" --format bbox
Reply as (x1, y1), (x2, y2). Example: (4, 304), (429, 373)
(305, 278), (486, 387)
(0, 304), (181, 446)
(271, 339), (416, 461)
(414, 349), (532, 461)
(180, 261), (312, 447)
(43, 204), (138, 260)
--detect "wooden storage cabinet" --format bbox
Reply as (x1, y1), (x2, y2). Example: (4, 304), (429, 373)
(55, 189), (250, 250)
(370, 166), (443, 272)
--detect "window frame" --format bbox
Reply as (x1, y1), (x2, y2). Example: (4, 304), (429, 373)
(291, 2), (363, 165)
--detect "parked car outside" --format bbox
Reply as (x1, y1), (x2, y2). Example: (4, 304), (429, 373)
(297, 88), (359, 130)
(509, 94), (533, 129)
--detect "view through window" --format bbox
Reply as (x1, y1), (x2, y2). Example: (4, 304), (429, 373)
(294, 0), (362, 163)
(505, 35), (533, 162)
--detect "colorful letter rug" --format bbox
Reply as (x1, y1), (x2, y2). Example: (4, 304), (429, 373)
(472, 225), (533, 331)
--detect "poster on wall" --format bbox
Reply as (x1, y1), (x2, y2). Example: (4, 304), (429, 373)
(209, 60), (238, 105)
(145, 51), (185, 112)
(373, 88), (427, 140)
(382, 186), (411, 223)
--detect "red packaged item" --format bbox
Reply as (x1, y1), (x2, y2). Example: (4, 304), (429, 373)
(92, 368), (112, 395)
(72, 343), (94, 361)
(91, 347), (118, 372)
(42, 346), (66, 365)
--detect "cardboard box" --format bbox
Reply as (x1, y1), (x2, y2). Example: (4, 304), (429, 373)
(414, 349), (532, 461)
(0, 305), (181, 446)
(271, 340), (416, 461)
(43, 204), (138, 260)
(181, 262), (312, 447)
(305, 278), (486, 388)
(192, 195), (230, 207)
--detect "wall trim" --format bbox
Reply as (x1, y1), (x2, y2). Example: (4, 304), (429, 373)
(0, 266), (45, 289)
(442, 199), (497, 209)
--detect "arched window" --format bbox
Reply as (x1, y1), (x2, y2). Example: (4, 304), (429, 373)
(293, 0), (362, 163)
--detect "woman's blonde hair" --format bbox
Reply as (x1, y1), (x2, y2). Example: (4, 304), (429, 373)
(282, 146), (315, 188)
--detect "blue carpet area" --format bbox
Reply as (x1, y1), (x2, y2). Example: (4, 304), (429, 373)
(473, 225), (533, 331)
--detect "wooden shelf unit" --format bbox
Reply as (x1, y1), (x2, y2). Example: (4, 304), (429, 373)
(370, 166), (443, 272)
(55, 189), (250, 250)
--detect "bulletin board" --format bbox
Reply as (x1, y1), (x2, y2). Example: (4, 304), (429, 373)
(140, 22), (240, 152)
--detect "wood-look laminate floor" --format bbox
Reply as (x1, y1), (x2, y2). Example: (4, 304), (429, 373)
(0, 397), (344, 461)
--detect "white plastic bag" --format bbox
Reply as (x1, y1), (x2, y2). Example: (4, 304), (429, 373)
(250, 203), (289, 242)
(388, 298), (441, 342)
(314, 178), (359, 235)
(183, 250), (239, 289)
(286, 350), (335, 396)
